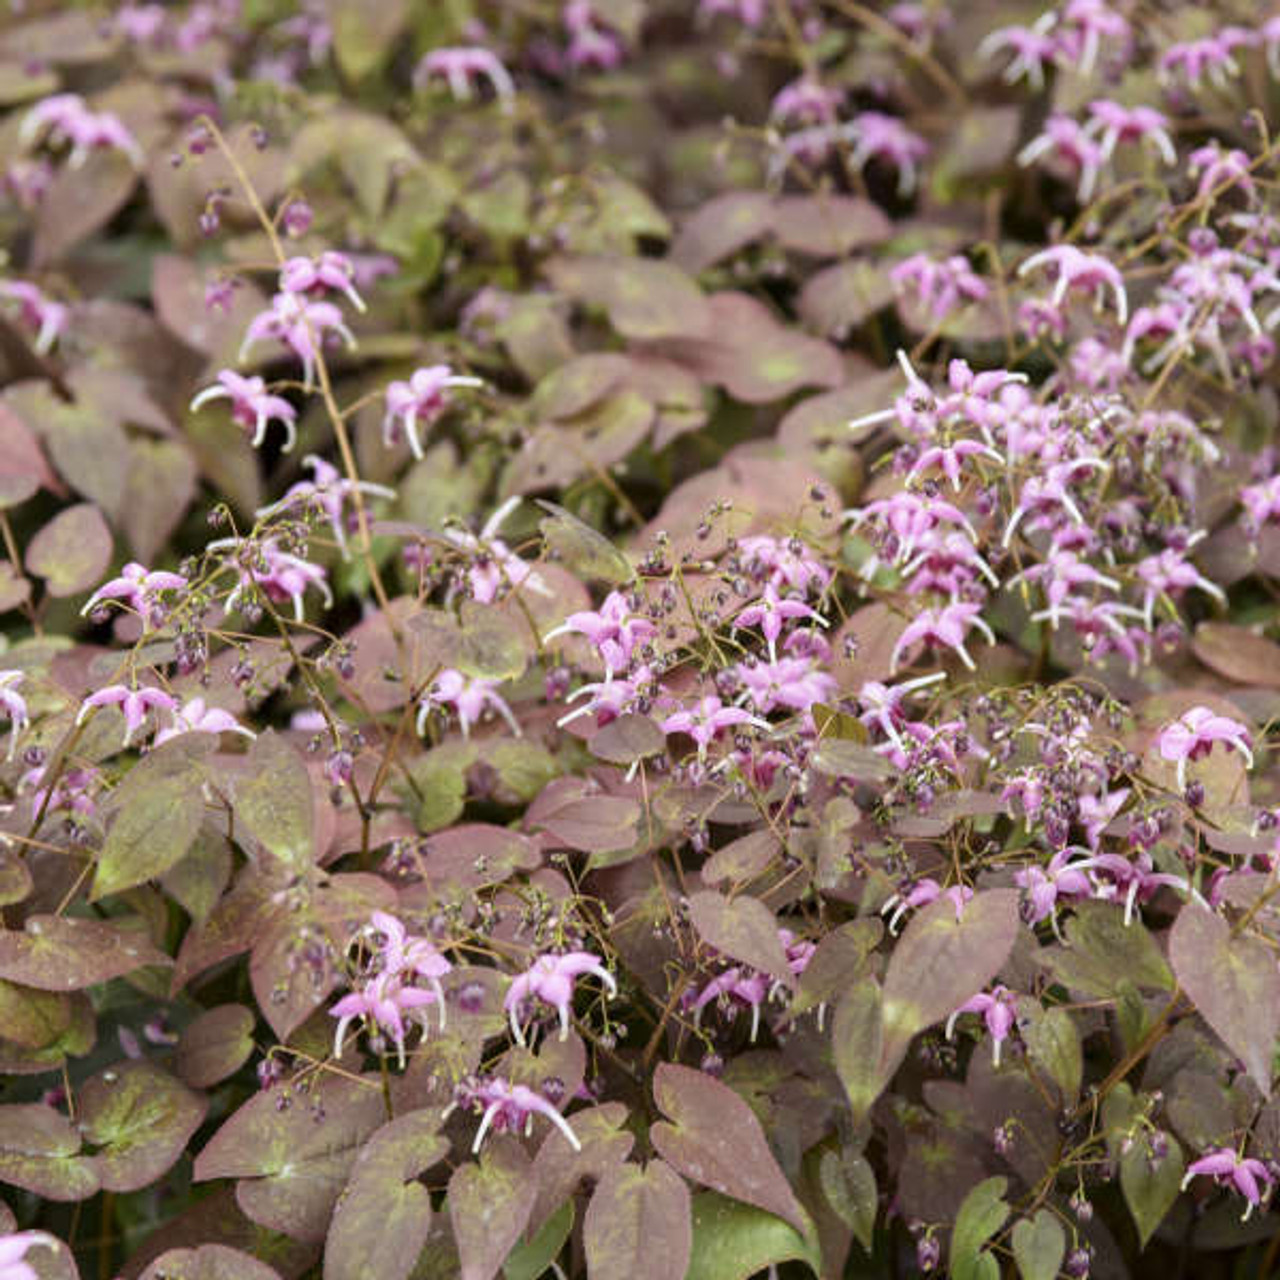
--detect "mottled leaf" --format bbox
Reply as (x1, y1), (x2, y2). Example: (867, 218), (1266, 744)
(122, 438), (198, 564)
(588, 714), (665, 766)
(231, 731), (315, 873)
(817, 1146), (877, 1251)
(175, 1004), (256, 1090)
(448, 1138), (537, 1280)
(544, 255), (711, 341)
(139, 1246), (284, 1280)
(537, 500), (633, 584)
(1193, 623), (1280, 689)
(0, 1104), (98, 1201)
(526, 780), (639, 853)
(1121, 1128), (1184, 1247)
(687, 891), (793, 988)
(1035, 902), (1174, 997)
(0, 915), (169, 991)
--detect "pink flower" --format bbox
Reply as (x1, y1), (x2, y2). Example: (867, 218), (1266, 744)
(847, 490), (977, 569)
(1241, 473), (1280, 530)
(557, 665), (655, 730)
(563, 1), (625, 71)
(0, 281), (67, 354)
(856, 671), (946, 753)
(890, 601), (996, 674)
(443, 498), (547, 604)
(416, 669), (519, 739)
(452, 1075), (580, 1153)
(1057, 0), (1130, 76)
(1010, 548), (1120, 629)
(330, 970), (441, 1068)
(82, 562), (188, 630)
(382, 364), (483, 461)
(154, 698), (256, 747)
(20, 93), (143, 168)
(505, 950), (616, 1043)
(544, 591), (655, 678)
(1084, 100), (1176, 166)
(907, 438), (1003, 492)
(1187, 144), (1255, 204)
(946, 985), (1017, 1065)
(414, 47), (516, 104)
(1004, 457), (1110, 547)
(239, 292), (357, 391)
(735, 656), (837, 715)
(190, 370), (298, 451)
(1088, 850), (1187, 924)
(770, 76), (843, 127)
(0, 1231), (61, 1280)
(279, 251), (367, 313)
(213, 536), (333, 622)
(733, 584), (826, 661)
(1018, 245), (1128, 324)
(1157, 707), (1253, 792)
(845, 112), (929, 196)
(661, 695), (769, 759)
(0, 672), (28, 762)
(685, 966), (771, 1041)
(1182, 1148), (1274, 1221)
(76, 684), (179, 747)
(1159, 31), (1251, 89)
(978, 17), (1059, 89)
(736, 535), (831, 593)
(257, 456), (396, 560)
(1135, 546), (1226, 630)
(364, 910), (451, 1028)
(891, 253), (989, 324)
(1014, 848), (1099, 926)
(1018, 115), (1104, 203)
(881, 878), (973, 934)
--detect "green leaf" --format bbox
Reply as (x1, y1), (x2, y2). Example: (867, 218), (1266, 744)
(817, 1146), (877, 1251)
(831, 980), (885, 1123)
(537, 501), (634, 584)
(329, 0), (406, 80)
(1021, 1005), (1083, 1104)
(651, 1063), (809, 1236)
(583, 1161), (691, 1280)
(1170, 901), (1280, 1095)
(1120, 1130), (1185, 1247)
(949, 1178), (1008, 1280)
(324, 1111), (448, 1280)
(93, 740), (210, 899)
(448, 1138), (537, 1280)
(684, 1192), (820, 1280)
(78, 1061), (207, 1192)
(231, 731), (315, 873)
(0, 980), (70, 1049)
(1011, 1210), (1065, 1280)
(1036, 901), (1174, 997)
(504, 1201), (573, 1280)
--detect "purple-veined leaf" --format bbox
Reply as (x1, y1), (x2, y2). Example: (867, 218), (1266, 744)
(650, 1063), (808, 1235)
(583, 1160), (691, 1280)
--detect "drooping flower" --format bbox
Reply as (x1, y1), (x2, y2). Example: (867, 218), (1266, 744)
(239, 292), (357, 390)
(81, 562), (188, 630)
(153, 698), (256, 747)
(330, 970), (441, 1068)
(416, 669), (519, 738)
(413, 46), (516, 104)
(190, 371), (298, 451)
(946, 985), (1018, 1065)
(76, 684), (179, 747)
(279, 250), (367, 312)
(213, 537), (333, 622)
(1156, 706), (1254, 792)
(661, 695), (769, 759)
(1181, 1148), (1274, 1221)
(890, 602), (996, 674)
(381, 365), (484, 461)
(0, 672), (28, 762)
(1018, 245), (1128, 324)
(450, 1075), (580, 1153)
(20, 93), (144, 168)
(256, 455), (396, 560)
(505, 951), (616, 1043)
(543, 591), (655, 678)
(0, 280), (68, 354)
(684, 966), (771, 1042)
(733, 584), (826, 661)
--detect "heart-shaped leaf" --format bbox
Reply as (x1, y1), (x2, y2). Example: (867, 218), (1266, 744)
(583, 1160), (691, 1280)
(448, 1137), (537, 1280)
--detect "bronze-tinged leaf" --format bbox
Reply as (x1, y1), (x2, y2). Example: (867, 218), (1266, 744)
(139, 1245), (284, 1280)
(770, 195), (891, 257)
(122, 438), (198, 564)
(797, 261), (896, 337)
(650, 1063), (809, 1235)
(1033, 901), (1174, 997)
(879, 890), (1020, 1079)
(78, 1061), (207, 1193)
(32, 147), (139, 266)
(194, 1073), (387, 1242)
(543, 255), (711, 341)
(0, 403), (60, 508)
(526, 780), (640, 854)
(175, 1004), (256, 1089)
(832, 980), (886, 1123)
(25, 503), (112, 598)
(0, 980), (69, 1049)
(583, 1160), (691, 1280)
(230, 731), (316, 873)
(528, 1102), (634, 1236)
(669, 192), (775, 273)
(0, 1103), (99, 1201)
(687, 891), (793, 988)
(1192, 623), (1280, 690)
(324, 1111), (448, 1280)
(448, 1138), (537, 1280)
(0, 915), (169, 991)
(1170, 901), (1280, 1095)
(588, 714), (665, 766)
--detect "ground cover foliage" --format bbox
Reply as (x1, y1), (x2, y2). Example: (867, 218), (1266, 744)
(0, 0), (1279, 1277)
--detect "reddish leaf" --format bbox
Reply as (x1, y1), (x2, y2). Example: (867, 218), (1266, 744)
(544, 255), (711, 341)
(0, 403), (59, 507)
(584, 1160), (692, 1280)
(669, 192), (775, 273)
(25, 504), (112, 598)
(0, 1103), (98, 1201)
(0, 916), (169, 991)
(770, 195), (892, 256)
(1170, 901), (1280, 1095)
(448, 1137), (537, 1280)
(32, 147), (139, 266)
(687, 891), (793, 988)
(122, 439), (198, 563)
(526, 779), (640, 853)
(324, 1111), (448, 1280)
(174, 1005), (257, 1090)
(230, 731), (316, 874)
(651, 1063), (808, 1235)
(529, 1102), (634, 1235)
(1193, 623), (1280, 689)
(139, 1246), (283, 1280)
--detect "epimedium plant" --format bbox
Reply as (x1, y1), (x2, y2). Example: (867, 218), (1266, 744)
(0, 1), (1278, 1279)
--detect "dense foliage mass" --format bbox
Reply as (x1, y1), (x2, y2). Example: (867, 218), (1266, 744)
(1, 0), (1280, 1276)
